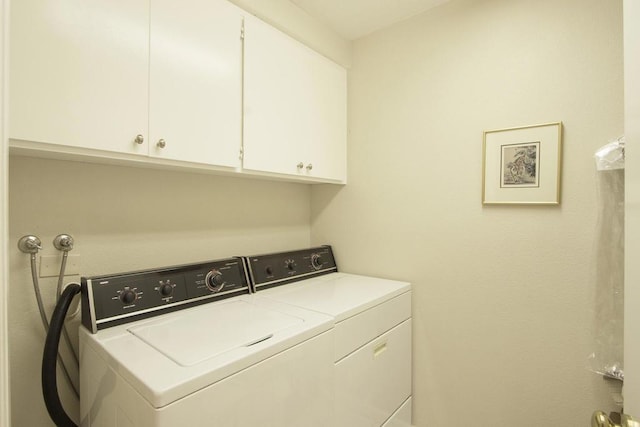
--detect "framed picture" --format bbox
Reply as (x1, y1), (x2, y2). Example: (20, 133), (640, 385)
(482, 122), (562, 205)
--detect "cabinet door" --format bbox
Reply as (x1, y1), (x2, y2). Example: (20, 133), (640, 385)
(243, 16), (347, 182)
(306, 61), (347, 182)
(10, 0), (149, 155)
(149, 0), (242, 167)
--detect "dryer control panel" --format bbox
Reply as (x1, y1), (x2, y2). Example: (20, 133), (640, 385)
(246, 246), (337, 291)
(81, 258), (249, 333)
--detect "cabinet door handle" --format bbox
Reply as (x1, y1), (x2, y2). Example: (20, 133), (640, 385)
(306, 163), (313, 171)
(157, 139), (166, 149)
(297, 162), (304, 169)
(373, 341), (387, 358)
(134, 134), (144, 144)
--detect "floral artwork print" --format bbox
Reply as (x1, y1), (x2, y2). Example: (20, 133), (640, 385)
(501, 142), (540, 187)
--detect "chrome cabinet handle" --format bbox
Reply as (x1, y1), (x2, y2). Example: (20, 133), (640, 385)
(306, 163), (313, 171)
(134, 134), (144, 144)
(297, 162), (304, 169)
(157, 139), (166, 148)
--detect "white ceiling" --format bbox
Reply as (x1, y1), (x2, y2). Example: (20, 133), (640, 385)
(289, 0), (449, 40)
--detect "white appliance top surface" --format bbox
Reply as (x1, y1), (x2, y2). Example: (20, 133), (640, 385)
(81, 295), (332, 408)
(128, 300), (303, 366)
(259, 272), (411, 322)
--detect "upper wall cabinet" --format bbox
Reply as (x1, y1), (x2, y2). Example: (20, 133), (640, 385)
(10, 0), (242, 168)
(148, 0), (242, 166)
(243, 15), (347, 183)
(10, 0), (150, 156)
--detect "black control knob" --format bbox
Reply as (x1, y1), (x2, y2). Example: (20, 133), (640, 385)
(311, 254), (323, 270)
(285, 259), (296, 271)
(265, 266), (273, 276)
(205, 270), (225, 292)
(159, 283), (173, 297)
(120, 289), (137, 305)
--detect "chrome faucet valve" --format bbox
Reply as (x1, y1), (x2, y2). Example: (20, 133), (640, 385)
(18, 235), (43, 254)
(53, 234), (74, 252)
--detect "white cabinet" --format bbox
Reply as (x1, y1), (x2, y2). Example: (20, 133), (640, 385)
(243, 15), (347, 183)
(10, 1), (346, 182)
(10, 0), (242, 168)
(10, 0), (150, 156)
(148, 0), (242, 167)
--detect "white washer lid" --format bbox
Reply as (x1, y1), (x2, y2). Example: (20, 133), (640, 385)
(259, 272), (411, 322)
(128, 300), (303, 366)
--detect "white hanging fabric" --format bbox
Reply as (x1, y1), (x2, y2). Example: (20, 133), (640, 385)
(595, 136), (625, 171)
(588, 136), (625, 409)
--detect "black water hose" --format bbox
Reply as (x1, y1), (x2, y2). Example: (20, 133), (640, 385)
(42, 283), (81, 427)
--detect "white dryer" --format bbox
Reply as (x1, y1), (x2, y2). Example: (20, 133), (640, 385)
(74, 257), (334, 426)
(246, 246), (413, 427)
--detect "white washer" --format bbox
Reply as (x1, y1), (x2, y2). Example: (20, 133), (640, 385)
(246, 247), (413, 427)
(78, 258), (334, 427)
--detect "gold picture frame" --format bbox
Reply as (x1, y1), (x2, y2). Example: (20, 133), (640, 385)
(482, 122), (562, 205)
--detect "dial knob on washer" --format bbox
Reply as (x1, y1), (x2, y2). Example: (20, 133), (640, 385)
(311, 254), (323, 270)
(159, 283), (173, 297)
(205, 270), (225, 292)
(120, 289), (137, 305)
(285, 259), (296, 271)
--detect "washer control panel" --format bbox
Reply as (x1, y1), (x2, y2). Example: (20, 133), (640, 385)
(81, 258), (249, 332)
(246, 246), (337, 291)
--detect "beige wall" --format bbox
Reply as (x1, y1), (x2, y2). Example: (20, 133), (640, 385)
(311, 0), (624, 425)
